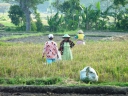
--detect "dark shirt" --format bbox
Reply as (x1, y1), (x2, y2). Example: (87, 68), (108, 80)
(59, 40), (75, 55)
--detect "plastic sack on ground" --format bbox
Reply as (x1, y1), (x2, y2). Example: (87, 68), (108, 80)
(80, 66), (98, 82)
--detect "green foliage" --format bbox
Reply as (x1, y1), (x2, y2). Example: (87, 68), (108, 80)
(50, 0), (128, 31)
(0, 20), (15, 27)
(58, 0), (81, 13)
(0, 78), (25, 84)
(3, 0), (48, 31)
(8, 5), (24, 26)
(113, 0), (127, 6)
(81, 2), (101, 30)
(47, 12), (64, 32)
(34, 11), (44, 32)
(26, 77), (62, 85)
(58, 0), (82, 30)
(16, 24), (26, 31)
(116, 12), (128, 30)
(0, 77), (62, 85)
(98, 82), (128, 86)
(0, 78), (5, 84)
(31, 21), (37, 31)
(1, 0), (128, 32)
(5, 26), (16, 31)
(36, 19), (44, 32)
(0, 16), (7, 21)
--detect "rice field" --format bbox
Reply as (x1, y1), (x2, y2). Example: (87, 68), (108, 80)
(0, 41), (128, 83)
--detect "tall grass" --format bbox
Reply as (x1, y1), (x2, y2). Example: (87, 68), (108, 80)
(0, 41), (128, 83)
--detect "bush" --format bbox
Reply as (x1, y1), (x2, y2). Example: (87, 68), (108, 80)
(16, 24), (26, 31)
(8, 5), (24, 26)
(36, 19), (44, 32)
(5, 26), (16, 31)
(0, 78), (5, 84)
(31, 22), (37, 31)
(0, 16), (7, 21)
(26, 77), (62, 85)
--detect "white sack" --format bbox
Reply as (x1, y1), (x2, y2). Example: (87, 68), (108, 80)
(80, 66), (98, 82)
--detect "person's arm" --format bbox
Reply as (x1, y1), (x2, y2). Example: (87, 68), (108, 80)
(69, 40), (75, 48)
(59, 40), (64, 55)
(74, 35), (78, 39)
(59, 41), (62, 51)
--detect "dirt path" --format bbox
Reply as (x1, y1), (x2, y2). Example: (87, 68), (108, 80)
(0, 93), (126, 96)
(0, 86), (128, 96)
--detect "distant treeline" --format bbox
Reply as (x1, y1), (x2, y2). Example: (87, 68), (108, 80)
(0, 0), (128, 32)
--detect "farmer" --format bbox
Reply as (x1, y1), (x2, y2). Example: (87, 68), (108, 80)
(59, 34), (75, 60)
(75, 30), (85, 45)
(42, 34), (59, 64)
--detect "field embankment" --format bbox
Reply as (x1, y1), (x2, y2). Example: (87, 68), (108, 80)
(0, 86), (128, 96)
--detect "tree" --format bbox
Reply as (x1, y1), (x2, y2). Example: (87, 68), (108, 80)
(47, 12), (64, 32)
(100, 0), (128, 6)
(113, 0), (128, 6)
(51, 0), (61, 12)
(2, 0), (47, 31)
(34, 11), (44, 32)
(55, 0), (82, 30)
(100, 0), (128, 30)
(81, 2), (101, 30)
(8, 5), (24, 26)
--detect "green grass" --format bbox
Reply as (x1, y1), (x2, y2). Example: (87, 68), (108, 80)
(0, 13), (15, 27)
(0, 21), (15, 27)
(0, 33), (43, 41)
(0, 77), (62, 85)
(0, 40), (128, 86)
